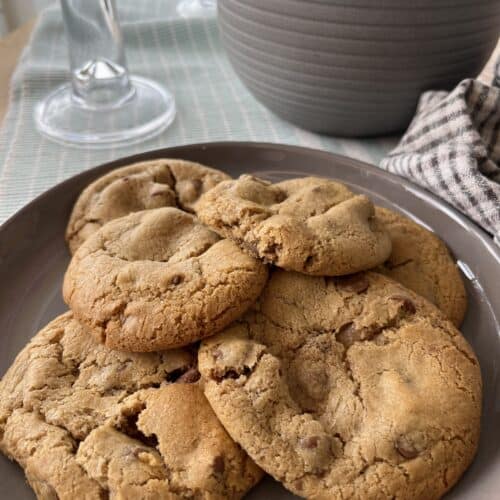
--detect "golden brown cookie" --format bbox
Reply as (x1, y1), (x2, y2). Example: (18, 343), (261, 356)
(66, 158), (230, 254)
(375, 206), (467, 326)
(0, 313), (263, 500)
(63, 207), (268, 351)
(195, 175), (392, 276)
(199, 270), (482, 500)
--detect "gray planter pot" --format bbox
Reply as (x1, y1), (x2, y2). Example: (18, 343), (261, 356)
(218, 0), (500, 136)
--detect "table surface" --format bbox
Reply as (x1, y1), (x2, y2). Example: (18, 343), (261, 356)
(0, 20), (498, 125)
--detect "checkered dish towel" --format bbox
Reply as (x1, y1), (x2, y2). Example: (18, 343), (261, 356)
(380, 77), (500, 244)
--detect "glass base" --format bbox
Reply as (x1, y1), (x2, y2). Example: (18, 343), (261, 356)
(34, 76), (176, 148)
(177, 0), (216, 18)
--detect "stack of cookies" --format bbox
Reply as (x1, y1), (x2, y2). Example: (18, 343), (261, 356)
(0, 159), (482, 500)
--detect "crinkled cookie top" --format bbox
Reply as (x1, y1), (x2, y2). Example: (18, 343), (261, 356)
(196, 175), (392, 276)
(199, 270), (481, 500)
(63, 207), (268, 352)
(66, 159), (230, 253)
(0, 312), (262, 500)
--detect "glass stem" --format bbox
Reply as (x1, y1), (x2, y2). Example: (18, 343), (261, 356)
(61, 0), (134, 109)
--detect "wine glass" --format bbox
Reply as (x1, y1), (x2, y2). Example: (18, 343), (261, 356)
(177, 0), (216, 18)
(34, 0), (176, 148)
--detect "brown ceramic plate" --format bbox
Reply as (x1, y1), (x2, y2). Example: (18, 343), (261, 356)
(0, 142), (498, 499)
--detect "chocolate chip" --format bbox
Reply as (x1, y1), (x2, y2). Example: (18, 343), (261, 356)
(122, 177), (130, 183)
(170, 275), (183, 286)
(176, 367), (200, 384)
(336, 274), (369, 294)
(212, 455), (225, 475)
(336, 322), (361, 348)
(389, 295), (416, 314)
(305, 255), (315, 267)
(274, 189), (287, 203)
(295, 480), (303, 491)
(299, 436), (320, 449)
(401, 300), (416, 314)
(190, 178), (203, 195)
(395, 436), (419, 459)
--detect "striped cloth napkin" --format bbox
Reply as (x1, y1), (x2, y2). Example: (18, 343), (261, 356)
(380, 77), (500, 244)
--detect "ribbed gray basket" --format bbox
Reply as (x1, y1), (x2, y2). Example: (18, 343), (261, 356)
(218, 0), (500, 136)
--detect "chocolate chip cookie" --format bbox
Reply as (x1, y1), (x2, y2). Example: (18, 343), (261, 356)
(0, 313), (263, 499)
(64, 207), (268, 352)
(375, 206), (467, 327)
(66, 159), (230, 254)
(198, 270), (481, 499)
(195, 175), (392, 276)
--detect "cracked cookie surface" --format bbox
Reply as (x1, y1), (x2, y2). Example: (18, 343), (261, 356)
(0, 313), (263, 499)
(66, 158), (230, 254)
(374, 207), (467, 327)
(195, 175), (392, 276)
(63, 207), (268, 351)
(198, 270), (481, 500)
